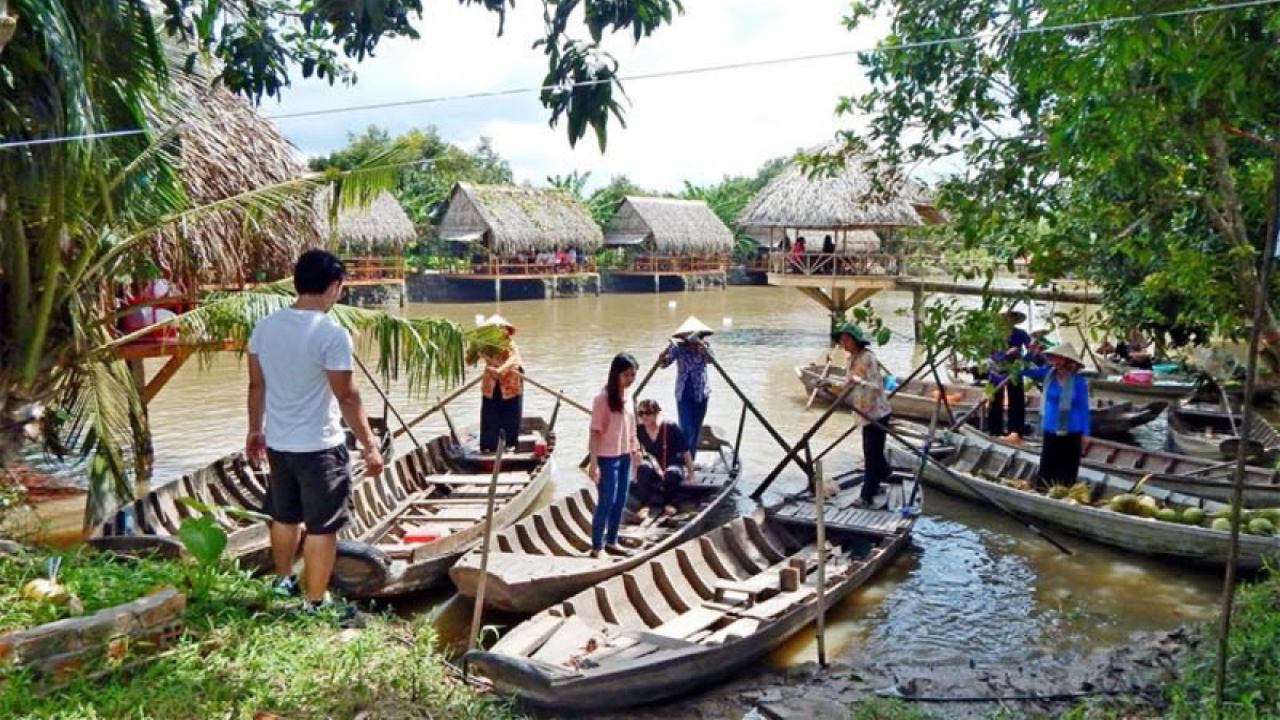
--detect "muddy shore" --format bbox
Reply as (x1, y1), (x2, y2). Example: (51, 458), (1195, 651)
(548, 629), (1188, 719)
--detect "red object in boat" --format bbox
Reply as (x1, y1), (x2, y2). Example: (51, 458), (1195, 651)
(402, 530), (440, 544)
(1121, 369), (1154, 385)
(533, 438), (547, 458)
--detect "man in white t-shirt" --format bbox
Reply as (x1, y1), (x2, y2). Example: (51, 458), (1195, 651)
(246, 249), (384, 613)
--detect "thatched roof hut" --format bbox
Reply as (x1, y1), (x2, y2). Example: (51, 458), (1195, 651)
(604, 197), (734, 255)
(149, 74), (322, 284)
(438, 182), (602, 255)
(737, 152), (939, 237)
(314, 188), (416, 255)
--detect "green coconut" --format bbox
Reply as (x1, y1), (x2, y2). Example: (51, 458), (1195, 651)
(1108, 494), (1139, 514)
(1137, 495), (1159, 518)
(1155, 508), (1179, 522)
(1182, 507), (1206, 526)
(1248, 518), (1276, 536)
(1212, 518), (1233, 532)
(1047, 484), (1071, 500)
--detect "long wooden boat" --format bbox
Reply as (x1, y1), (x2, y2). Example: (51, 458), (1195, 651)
(465, 497), (918, 710)
(91, 420), (392, 567)
(887, 429), (1280, 569)
(1080, 371), (1197, 401)
(943, 424), (1280, 507)
(326, 417), (555, 598)
(796, 364), (1167, 436)
(450, 426), (740, 614)
(1166, 400), (1280, 461)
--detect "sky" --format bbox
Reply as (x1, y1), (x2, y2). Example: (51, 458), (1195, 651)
(267, 1), (890, 193)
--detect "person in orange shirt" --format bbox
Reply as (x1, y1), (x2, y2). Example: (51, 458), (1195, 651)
(477, 314), (523, 452)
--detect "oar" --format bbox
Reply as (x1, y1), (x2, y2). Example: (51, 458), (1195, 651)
(464, 432), (506, 678)
(805, 357), (834, 410)
(948, 374), (1013, 432)
(354, 355), (419, 447)
(395, 375), (483, 439)
(906, 400), (942, 507)
(519, 373), (591, 415)
(706, 353), (812, 478)
(811, 353), (942, 463)
(851, 405), (1073, 556)
(1218, 384), (1240, 438)
(633, 340), (675, 401)
(751, 379), (861, 500)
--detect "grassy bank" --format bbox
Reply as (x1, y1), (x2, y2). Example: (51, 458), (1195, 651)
(0, 548), (520, 720)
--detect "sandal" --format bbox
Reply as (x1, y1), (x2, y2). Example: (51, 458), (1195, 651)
(604, 544), (630, 557)
(589, 548), (601, 559)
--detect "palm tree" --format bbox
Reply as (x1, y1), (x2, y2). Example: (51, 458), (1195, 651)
(1, 2), (496, 527)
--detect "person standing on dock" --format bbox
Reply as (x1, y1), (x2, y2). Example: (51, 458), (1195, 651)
(1022, 344), (1091, 488)
(634, 399), (694, 519)
(833, 324), (893, 507)
(658, 317), (715, 453)
(987, 309), (1032, 438)
(475, 314), (523, 452)
(588, 354), (641, 559)
(246, 249), (384, 616)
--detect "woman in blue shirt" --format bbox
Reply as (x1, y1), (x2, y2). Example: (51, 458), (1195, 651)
(1022, 343), (1091, 488)
(658, 316), (714, 453)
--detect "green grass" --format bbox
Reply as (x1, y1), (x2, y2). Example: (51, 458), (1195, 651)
(0, 550), (521, 720)
(1164, 569), (1280, 719)
(847, 698), (937, 720)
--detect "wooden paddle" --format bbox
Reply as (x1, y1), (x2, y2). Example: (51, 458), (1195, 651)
(805, 357), (834, 410)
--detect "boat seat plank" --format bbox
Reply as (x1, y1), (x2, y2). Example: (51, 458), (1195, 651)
(650, 605), (724, 639)
(705, 617), (761, 644)
(739, 587), (817, 620)
(496, 614), (565, 658)
(530, 616), (601, 665)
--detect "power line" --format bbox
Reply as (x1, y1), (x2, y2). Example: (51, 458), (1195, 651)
(2, 0), (1278, 151)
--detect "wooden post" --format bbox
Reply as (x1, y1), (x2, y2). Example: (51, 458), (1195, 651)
(813, 458), (828, 668)
(466, 432), (507, 673)
(912, 284), (925, 340)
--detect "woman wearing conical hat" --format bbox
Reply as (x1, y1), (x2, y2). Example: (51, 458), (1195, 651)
(987, 309), (1033, 439)
(832, 323), (893, 508)
(475, 314), (523, 452)
(658, 316), (715, 454)
(1021, 343), (1091, 488)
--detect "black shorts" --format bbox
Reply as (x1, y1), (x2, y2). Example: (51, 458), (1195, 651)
(264, 445), (352, 534)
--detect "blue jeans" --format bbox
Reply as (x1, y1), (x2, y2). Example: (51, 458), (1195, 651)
(676, 394), (709, 454)
(592, 454), (631, 549)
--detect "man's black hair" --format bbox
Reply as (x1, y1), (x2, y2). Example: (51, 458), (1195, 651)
(293, 249), (346, 295)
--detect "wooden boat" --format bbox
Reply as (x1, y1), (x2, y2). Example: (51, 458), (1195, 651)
(326, 417), (555, 598)
(1166, 400), (1280, 461)
(886, 429), (1280, 569)
(465, 498), (917, 711)
(795, 364), (1167, 436)
(91, 419), (393, 568)
(1080, 371), (1197, 401)
(942, 424), (1280, 507)
(449, 426), (740, 614)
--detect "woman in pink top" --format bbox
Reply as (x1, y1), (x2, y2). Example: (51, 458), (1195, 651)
(588, 353), (641, 558)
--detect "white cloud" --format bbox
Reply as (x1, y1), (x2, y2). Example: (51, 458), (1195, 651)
(272, 0), (890, 192)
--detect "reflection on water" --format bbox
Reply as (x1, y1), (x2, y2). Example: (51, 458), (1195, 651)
(32, 286), (1221, 670)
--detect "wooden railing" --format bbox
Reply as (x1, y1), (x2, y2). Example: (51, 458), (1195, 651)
(343, 256), (405, 282)
(448, 258), (598, 277)
(768, 250), (905, 277)
(621, 256), (728, 273)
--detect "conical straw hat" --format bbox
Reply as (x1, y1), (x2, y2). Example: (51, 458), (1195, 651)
(1043, 342), (1084, 367)
(672, 316), (714, 339)
(483, 314), (515, 329)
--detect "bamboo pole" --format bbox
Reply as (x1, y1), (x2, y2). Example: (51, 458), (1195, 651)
(805, 356), (833, 410)
(813, 458), (828, 668)
(520, 373), (591, 415)
(394, 374), (482, 439)
(706, 353), (812, 479)
(465, 432), (507, 676)
(354, 356), (420, 447)
(751, 380), (859, 500)
(1214, 159), (1280, 707)
(811, 353), (937, 463)
(633, 340), (674, 400)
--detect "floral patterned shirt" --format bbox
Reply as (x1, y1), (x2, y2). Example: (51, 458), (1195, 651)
(481, 342), (523, 400)
(845, 350), (892, 420)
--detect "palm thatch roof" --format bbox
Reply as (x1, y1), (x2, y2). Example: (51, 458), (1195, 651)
(149, 74), (322, 283)
(314, 187), (416, 255)
(604, 197), (734, 255)
(437, 182), (602, 255)
(737, 152), (936, 233)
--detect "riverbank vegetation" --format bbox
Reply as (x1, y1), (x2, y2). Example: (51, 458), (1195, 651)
(0, 547), (519, 720)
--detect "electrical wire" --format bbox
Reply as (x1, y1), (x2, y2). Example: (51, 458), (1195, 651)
(2, 0), (1279, 151)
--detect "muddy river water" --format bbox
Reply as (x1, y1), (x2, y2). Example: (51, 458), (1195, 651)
(33, 286), (1221, 688)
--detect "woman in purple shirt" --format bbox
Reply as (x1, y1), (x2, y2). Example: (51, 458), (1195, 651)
(987, 310), (1032, 438)
(658, 316), (715, 454)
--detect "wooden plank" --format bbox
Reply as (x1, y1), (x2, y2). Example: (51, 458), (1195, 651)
(705, 617), (761, 644)
(649, 606), (724, 639)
